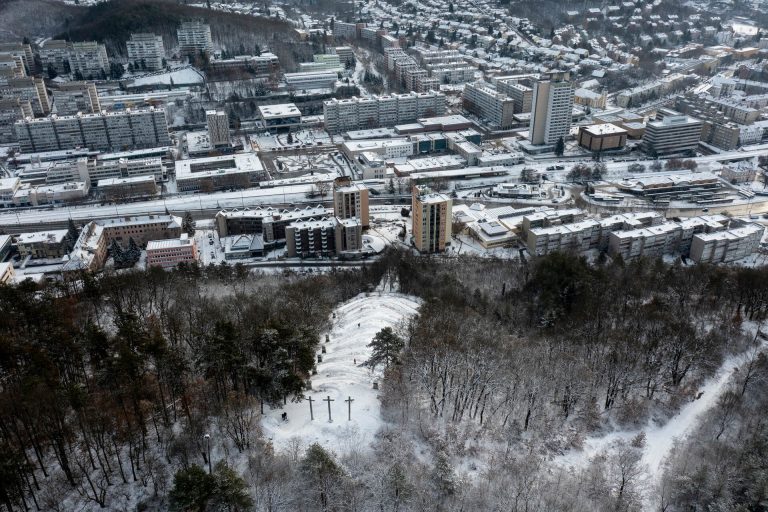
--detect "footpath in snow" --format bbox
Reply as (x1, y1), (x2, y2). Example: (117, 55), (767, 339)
(557, 338), (766, 508)
(261, 289), (421, 453)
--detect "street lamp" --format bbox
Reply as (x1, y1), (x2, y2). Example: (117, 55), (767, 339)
(203, 433), (212, 474)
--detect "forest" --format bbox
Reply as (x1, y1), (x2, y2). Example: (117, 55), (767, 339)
(1, 250), (768, 511)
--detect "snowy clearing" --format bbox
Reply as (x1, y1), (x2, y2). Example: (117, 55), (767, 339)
(261, 289), (421, 453)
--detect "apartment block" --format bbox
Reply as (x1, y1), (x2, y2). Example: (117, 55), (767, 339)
(0, 54), (26, 80)
(495, 75), (538, 113)
(333, 180), (370, 227)
(463, 81), (516, 129)
(1, 77), (51, 115)
(177, 20), (214, 56)
(38, 40), (71, 74)
(285, 217), (337, 257)
(146, 234), (199, 268)
(323, 92), (446, 133)
(15, 107), (170, 153)
(526, 219), (602, 255)
(215, 205), (327, 241)
(0, 262), (14, 284)
(126, 33), (165, 71)
(412, 186), (452, 253)
(529, 72), (575, 146)
(69, 42), (109, 78)
(335, 218), (363, 255)
(0, 97), (32, 142)
(690, 223), (763, 263)
(51, 81), (100, 115)
(0, 42), (34, 74)
(608, 223), (683, 260)
(206, 110), (230, 147)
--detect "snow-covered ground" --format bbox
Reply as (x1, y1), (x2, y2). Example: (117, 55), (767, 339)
(261, 288), (421, 453)
(557, 337), (766, 509)
(130, 67), (205, 87)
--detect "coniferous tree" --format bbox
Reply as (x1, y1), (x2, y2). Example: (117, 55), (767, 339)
(365, 327), (404, 370)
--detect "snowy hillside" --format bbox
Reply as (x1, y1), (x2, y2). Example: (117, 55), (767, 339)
(261, 290), (421, 453)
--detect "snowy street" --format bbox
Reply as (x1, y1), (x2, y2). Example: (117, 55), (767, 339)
(261, 289), (421, 453)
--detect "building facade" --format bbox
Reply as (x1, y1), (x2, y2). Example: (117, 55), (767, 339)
(412, 186), (452, 253)
(206, 110), (230, 147)
(15, 107), (171, 153)
(462, 82), (516, 129)
(51, 81), (100, 115)
(642, 110), (703, 156)
(529, 72), (575, 146)
(177, 21), (214, 56)
(126, 33), (165, 71)
(333, 181), (370, 227)
(146, 234), (198, 268)
(324, 92), (447, 134)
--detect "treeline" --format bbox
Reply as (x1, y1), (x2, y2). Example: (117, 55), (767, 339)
(0, 262), (384, 511)
(55, 0), (296, 58)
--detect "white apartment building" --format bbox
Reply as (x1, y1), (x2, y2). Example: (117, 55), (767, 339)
(38, 40), (71, 74)
(0, 77), (50, 115)
(126, 33), (165, 71)
(69, 42), (109, 78)
(529, 72), (575, 146)
(51, 81), (100, 115)
(206, 110), (230, 147)
(15, 107), (171, 153)
(690, 224), (763, 263)
(177, 20), (214, 56)
(527, 219), (602, 255)
(463, 82), (516, 129)
(284, 71), (338, 91)
(324, 92), (447, 133)
(0, 98), (32, 143)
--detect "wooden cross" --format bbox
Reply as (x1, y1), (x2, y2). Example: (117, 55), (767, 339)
(345, 396), (354, 421)
(323, 395), (334, 423)
(305, 396), (314, 421)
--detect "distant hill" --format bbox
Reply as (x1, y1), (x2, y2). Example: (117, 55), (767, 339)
(0, 0), (82, 42)
(53, 0), (297, 57)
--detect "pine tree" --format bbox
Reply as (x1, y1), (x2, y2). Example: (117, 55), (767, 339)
(183, 211), (195, 237)
(109, 239), (124, 266)
(387, 178), (396, 194)
(555, 137), (565, 157)
(169, 465), (216, 512)
(211, 462), (253, 510)
(125, 237), (141, 266)
(365, 327), (404, 370)
(66, 219), (79, 251)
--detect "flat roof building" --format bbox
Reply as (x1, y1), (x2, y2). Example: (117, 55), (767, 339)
(529, 72), (575, 146)
(15, 107), (171, 153)
(578, 123), (628, 152)
(174, 153), (267, 192)
(642, 110), (703, 156)
(333, 180), (369, 227)
(127, 33), (165, 71)
(412, 186), (452, 253)
(146, 233), (198, 268)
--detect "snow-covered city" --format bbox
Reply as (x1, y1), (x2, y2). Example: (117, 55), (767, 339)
(1, 0), (768, 509)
